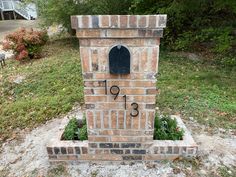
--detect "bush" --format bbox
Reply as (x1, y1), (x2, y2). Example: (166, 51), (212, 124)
(154, 115), (184, 140)
(2, 28), (48, 61)
(130, 0), (236, 62)
(63, 118), (78, 140)
(63, 117), (88, 141)
(77, 124), (88, 141)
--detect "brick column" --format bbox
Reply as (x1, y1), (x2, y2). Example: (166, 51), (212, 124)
(72, 15), (167, 156)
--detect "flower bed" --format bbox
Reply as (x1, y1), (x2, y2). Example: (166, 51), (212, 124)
(46, 115), (197, 162)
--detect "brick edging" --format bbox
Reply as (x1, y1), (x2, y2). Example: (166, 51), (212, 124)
(46, 116), (198, 162)
(71, 15), (167, 29)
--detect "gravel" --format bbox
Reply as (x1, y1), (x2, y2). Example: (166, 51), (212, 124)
(0, 106), (235, 177)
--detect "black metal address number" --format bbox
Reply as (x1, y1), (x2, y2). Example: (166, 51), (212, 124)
(102, 80), (139, 117)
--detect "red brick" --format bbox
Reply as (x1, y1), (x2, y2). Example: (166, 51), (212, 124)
(98, 48), (108, 72)
(146, 88), (158, 95)
(107, 29), (137, 37)
(89, 39), (145, 47)
(103, 110), (110, 128)
(131, 48), (140, 72)
(140, 112), (146, 129)
(138, 16), (147, 28)
(91, 49), (99, 71)
(119, 130), (143, 136)
(94, 73), (119, 79)
(131, 81), (156, 87)
(93, 73), (154, 80)
(146, 95), (156, 103)
(95, 111), (101, 128)
(79, 154), (122, 161)
(126, 113), (132, 129)
(120, 15), (128, 28)
(140, 48), (148, 72)
(151, 47), (158, 72)
(129, 16), (137, 28)
(87, 111), (94, 129)
(148, 15), (156, 28)
(129, 96), (155, 103)
(80, 47), (90, 72)
(111, 15), (118, 27)
(132, 116), (139, 129)
(147, 111), (155, 129)
(120, 88), (145, 95)
(79, 39), (90, 46)
(97, 103), (118, 110)
(88, 136), (109, 142)
(118, 110), (124, 129)
(82, 16), (89, 28)
(93, 89), (106, 95)
(101, 15), (109, 27)
(99, 130), (120, 136)
(110, 136), (143, 142)
(76, 29), (100, 38)
(85, 96), (107, 102)
(109, 80), (155, 88)
(84, 89), (94, 95)
(84, 81), (93, 87)
(111, 110), (117, 129)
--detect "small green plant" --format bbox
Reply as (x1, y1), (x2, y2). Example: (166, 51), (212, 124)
(76, 118), (88, 141)
(63, 117), (78, 140)
(63, 117), (87, 141)
(154, 115), (184, 140)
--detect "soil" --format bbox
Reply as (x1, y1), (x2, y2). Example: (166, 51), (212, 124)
(0, 106), (235, 177)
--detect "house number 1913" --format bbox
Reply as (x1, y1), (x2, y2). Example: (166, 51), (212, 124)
(102, 80), (139, 117)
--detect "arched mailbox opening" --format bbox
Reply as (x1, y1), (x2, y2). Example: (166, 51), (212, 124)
(109, 45), (130, 74)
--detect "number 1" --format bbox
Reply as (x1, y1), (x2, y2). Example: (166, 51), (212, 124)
(103, 80), (107, 94)
(123, 95), (127, 109)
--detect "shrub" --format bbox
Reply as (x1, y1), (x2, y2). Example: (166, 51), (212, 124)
(77, 124), (88, 141)
(2, 28), (48, 61)
(63, 117), (78, 140)
(63, 117), (87, 141)
(154, 115), (184, 140)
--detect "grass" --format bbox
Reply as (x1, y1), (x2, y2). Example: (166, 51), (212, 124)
(0, 37), (84, 143)
(157, 52), (236, 129)
(0, 36), (235, 144)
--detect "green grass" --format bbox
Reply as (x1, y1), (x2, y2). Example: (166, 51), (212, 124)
(0, 37), (235, 144)
(0, 37), (84, 143)
(157, 52), (236, 129)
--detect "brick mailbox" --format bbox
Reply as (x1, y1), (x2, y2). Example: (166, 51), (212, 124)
(47, 15), (198, 162)
(74, 15), (166, 145)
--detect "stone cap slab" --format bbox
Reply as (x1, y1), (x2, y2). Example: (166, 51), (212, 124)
(71, 15), (167, 39)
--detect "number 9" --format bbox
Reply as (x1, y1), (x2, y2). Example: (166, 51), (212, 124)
(110, 85), (120, 100)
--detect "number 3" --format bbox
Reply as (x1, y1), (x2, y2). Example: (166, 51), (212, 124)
(130, 102), (139, 117)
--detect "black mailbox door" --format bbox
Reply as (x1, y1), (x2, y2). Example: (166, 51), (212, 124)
(109, 45), (130, 74)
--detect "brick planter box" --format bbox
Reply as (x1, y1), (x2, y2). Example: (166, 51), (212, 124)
(46, 15), (197, 162)
(47, 116), (197, 162)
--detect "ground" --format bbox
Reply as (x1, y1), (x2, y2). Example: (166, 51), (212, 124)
(0, 106), (235, 177)
(0, 21), (236, 177)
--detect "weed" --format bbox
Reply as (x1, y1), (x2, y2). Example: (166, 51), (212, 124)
(63, 118), (78, 140)
(154, 115), (184, 140)
(47, 165), (68, 177)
